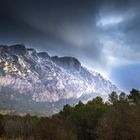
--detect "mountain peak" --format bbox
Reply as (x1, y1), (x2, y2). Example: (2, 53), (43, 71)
(52, 56), (81, 70)
(37, 52), (50, 58)
(0, 44), (27, 55)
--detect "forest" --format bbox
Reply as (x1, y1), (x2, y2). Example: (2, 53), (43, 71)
(0, 89), (140, 140)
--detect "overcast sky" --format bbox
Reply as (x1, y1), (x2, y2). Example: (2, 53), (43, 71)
(0, 0), (140, 91)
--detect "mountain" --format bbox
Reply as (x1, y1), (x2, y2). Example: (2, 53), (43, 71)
(0, 44), (118, 115)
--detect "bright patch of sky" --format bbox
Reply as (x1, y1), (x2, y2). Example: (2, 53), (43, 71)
(97, 16), (123, 27)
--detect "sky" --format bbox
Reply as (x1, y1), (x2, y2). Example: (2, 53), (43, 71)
(0, 0), (140, 91)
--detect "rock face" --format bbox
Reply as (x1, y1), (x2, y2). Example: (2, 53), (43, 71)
(0, 44), (118, 115)
(52, 56), (81, 70)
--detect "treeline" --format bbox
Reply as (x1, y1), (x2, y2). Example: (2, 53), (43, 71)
(0, 89), (140, 140)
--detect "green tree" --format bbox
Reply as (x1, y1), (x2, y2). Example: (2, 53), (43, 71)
(128, 89), (140, 104)
(108, 91), (118, 104)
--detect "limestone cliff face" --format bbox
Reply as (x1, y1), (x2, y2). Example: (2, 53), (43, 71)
(0, 44), (118, 103)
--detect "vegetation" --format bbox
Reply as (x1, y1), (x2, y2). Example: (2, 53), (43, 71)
(0, 89), (140, 139)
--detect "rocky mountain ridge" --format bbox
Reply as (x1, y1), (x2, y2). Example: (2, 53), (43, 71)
(0, 44), (118, 115)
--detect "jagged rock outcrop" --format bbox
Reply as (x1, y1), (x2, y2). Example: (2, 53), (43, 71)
(52, 56), (81, 71)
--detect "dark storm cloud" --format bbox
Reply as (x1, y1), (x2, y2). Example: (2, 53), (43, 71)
(0, 0), (106, 64)
(0, 0), (140, 89)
